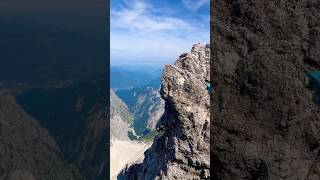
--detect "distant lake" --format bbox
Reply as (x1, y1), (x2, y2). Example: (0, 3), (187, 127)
(307, 71), (320, 106)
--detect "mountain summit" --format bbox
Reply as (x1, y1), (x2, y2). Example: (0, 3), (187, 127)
(118, 44), (210, 179)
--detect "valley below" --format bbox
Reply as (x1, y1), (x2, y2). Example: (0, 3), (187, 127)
(110, 65), (165, 179)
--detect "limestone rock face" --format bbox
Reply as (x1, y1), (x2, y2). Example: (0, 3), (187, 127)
(211, 0), (320, 179)
(118, 44), (210, 180)
(0, 89), (82, 180)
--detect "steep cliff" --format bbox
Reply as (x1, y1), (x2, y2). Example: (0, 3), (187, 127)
(211, 0), (320, 179)
(0, 89), (82, 180)
(118, 44), (210, 179)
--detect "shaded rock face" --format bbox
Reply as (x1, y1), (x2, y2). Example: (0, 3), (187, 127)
(70, 103), (108, 180)
(0, 89), (82, 180)
(15, 79), (108, 180)
(118, 44), (210, 180)
(129, 87), (164, 133)
(146, 91), (165, 130)
(211, 0), (320, 179)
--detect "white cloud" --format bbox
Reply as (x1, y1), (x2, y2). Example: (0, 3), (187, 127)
(110, 0), (209, 65)
(110, 30), (208, 65)
(111, 0), (195, 33)
(182, 0), (208, 12)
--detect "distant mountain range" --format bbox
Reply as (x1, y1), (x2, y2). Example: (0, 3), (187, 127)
(110, 65), (162, 90)
(110, 65), (164, 137)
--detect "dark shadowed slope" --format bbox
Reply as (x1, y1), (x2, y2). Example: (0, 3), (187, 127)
(0, 89), (83, 180)
(16, 77), (107, 180)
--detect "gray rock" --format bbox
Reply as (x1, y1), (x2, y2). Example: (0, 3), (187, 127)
(118, 44), (210, 179)
(211, 0), (320, 179)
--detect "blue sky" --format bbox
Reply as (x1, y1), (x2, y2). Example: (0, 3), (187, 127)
(110, 0), (210, 65)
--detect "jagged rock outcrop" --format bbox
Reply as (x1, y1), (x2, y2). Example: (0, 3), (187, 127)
(211, 0), (320, 179)
(0, 89), (82, 180)
(110, 89), (133, 141)
(118, 44), (210, 179)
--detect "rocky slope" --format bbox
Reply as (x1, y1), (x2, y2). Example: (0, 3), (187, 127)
(0, 89), (82, 180)
(117, 87), (165, 135)
(15, 77), (107, 180)
(118, 44), (210, 179)
(146, 92), (165, 130)
(110, 89), (133, 141)
(69, 103), (108, 180)
(132, 87), (164, 131)
(211, 0), (320, 179)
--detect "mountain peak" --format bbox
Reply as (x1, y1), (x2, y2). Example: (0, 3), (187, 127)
(118, 44), (210, 179)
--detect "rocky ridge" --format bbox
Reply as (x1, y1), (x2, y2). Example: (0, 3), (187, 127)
(118, 44), (210, 179)
(211, 0), (320, 179)
(0, 89), (82, 180)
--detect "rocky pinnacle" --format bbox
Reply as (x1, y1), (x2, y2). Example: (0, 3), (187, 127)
(118, 44), (210, 180)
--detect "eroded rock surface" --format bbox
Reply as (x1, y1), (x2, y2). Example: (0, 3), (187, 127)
(118, 44), (210, 180)
(211, 0), (320, 179)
